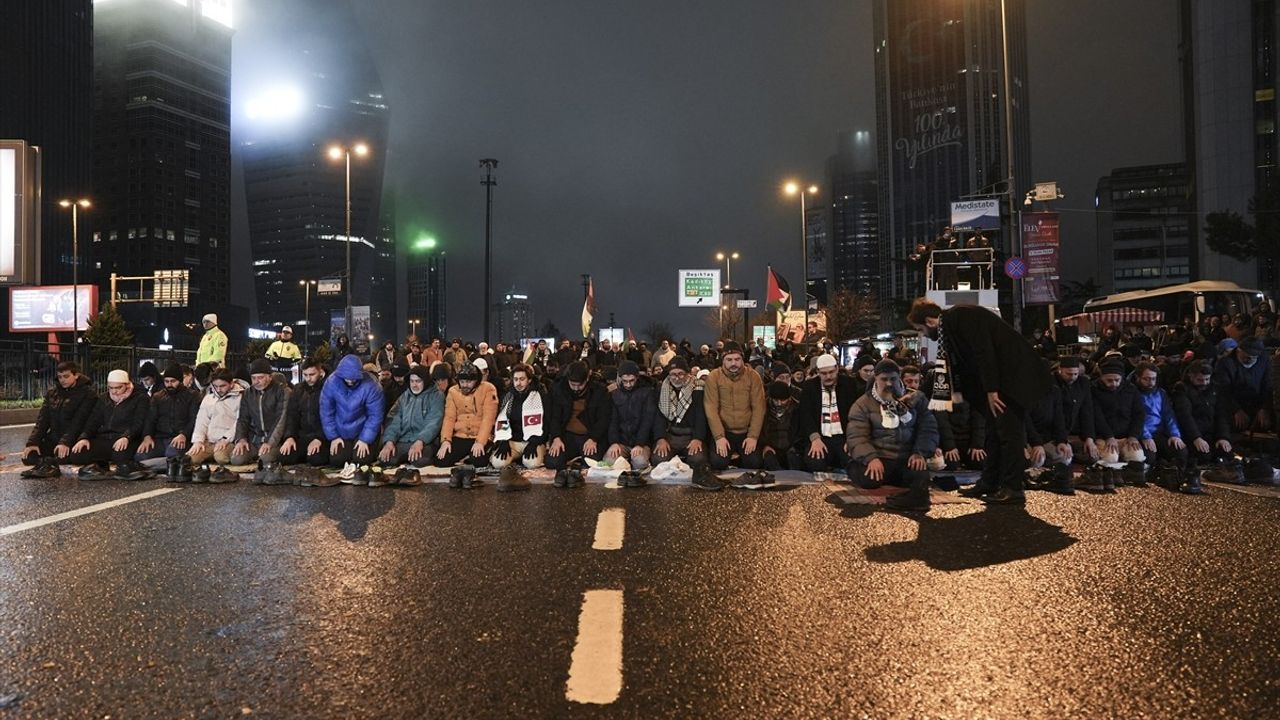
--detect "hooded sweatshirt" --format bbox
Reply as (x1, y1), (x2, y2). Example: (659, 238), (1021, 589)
(320, 355), (386, 444)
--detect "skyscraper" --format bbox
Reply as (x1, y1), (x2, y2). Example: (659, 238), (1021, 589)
(826, 130), (881, 324)
(1181, 0), (1279, 288)
(494, 289), (534, 345)
(0, 1), (94, 297)
(92, 0), (242, 346)
(872, 0), (1031, 314)
(237, 0), (395, 348)
(408, 246), (447, 343)
(1095, 164), (1194, 294)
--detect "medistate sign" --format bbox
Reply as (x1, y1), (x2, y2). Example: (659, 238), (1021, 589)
(950, 199), (1001, 231)
(1022, 212), (1061, 305)
(678, 269), (721, 307)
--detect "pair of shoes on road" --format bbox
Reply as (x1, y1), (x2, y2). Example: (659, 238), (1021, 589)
(191, 463), (212, 483)
(367, 466), (399, 488)
(618, 470), (648, 488)
(79, 461), (151, 482)
(392, 466), (423, 487)
(335, 462), (358, 481)
(449, 464), (480, 489)
(553, 467), (584, 489)
(341, 464), (382, 486)
(209, 465), (239, 484)
(77, 462), (113, 481)
(982, 488), (1026, 505)
(114, 460), (154, 481)
(20, 458), (61, 479)
(252, 460), (289, 485)
(497, 464), (532, 492)
(1178, 468), (1206, 495)
(690, 464), (725, 491)
(729, 470), (776, 490)
(166, 456), (194, 483)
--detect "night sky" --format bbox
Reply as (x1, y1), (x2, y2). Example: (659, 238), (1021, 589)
(232, 0), (1181, 341)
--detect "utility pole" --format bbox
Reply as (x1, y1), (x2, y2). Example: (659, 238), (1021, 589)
(480, 158), (499, 342)
(1000, 0), (1022, 332)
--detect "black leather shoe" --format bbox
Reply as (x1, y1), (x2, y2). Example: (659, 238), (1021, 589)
(959, 484), (995, 498)
(691, 465), (724, 491)
(191, 464), (211, 483)
(884, 488), (931, 512)
(21, 461), (60, 479)
(983, 488), (1027, 505)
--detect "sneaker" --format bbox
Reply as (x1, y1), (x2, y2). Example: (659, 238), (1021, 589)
(21, 461), (60, 479)
(690, 465), (724, 491)
(1102, 467), (1118, 493)
(497, 464), (531, 492)
(209, 465), (239, 484)
(620, 470), (648, 488)
(177, 458), (194, 482)
(394, 466), (423, 486)
(114, 461), (154, 481)
(754, 471), (778, 489)
(884, 488), (931, 512)
(367, 466), (392, 488)
(730, 471), (762, 489)
(191, 463), (212, 483)
(336, 462), (358, 480)
(262, 462), (291, 485)
(302, 467), (342, 488)
(78, 462), (112, 480)
(284, 466), (311, 486)
(343, 465), (371, 486)
(165, 455), (183, 480)
(252, 460), (271, 485)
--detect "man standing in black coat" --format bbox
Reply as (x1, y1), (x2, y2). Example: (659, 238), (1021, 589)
(796, 354), (861, 472)
(907, 299), (1052, 504)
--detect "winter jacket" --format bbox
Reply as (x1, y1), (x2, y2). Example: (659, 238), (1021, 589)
(846, 390), (938, 463)
(1137, 385), (1181, 440)
(1055, 375), (1096, 439)
(1092, 379), (1145, 441)
(703, 366), (766, 439)
(28, 375), (97, 447)
(935, 400), (986, 453)
(284, 378), (326, 441)
(320, 355), (386, 444)
(1214, 353), (1272, 416)
(79, 383), (150, 443)
(192, 381), (246, 444)
(196, 326), (228, 366)
(235, 380), (291, 446)
(143, 386), (200, 440)
(762, 399), (800, 451)
(608, 383), (657, 447)
(441, 382), (499, 442)
(1025, 385), (1068, 446)
(654, 385), (709, 443)
(382, 386), (446, 446)
(797, 375), (861, 442)
(1172, 382), (1230, 445)
(547, 377), (612, 442)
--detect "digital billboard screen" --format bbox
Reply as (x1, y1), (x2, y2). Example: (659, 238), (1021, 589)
(9, 285), (97, 332)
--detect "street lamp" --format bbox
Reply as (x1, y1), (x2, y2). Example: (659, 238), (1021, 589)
(409, 318), (421, 338)
(715, 251), (740, 290)
(58, 198), (91, 349)
(298, 279), (317, 355)
(480, 159), (498, 342)
(785, 181), (818, 324)
(326, 142), (370, 332)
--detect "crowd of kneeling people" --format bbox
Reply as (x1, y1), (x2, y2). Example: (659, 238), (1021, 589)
(15, 327), (1278, 511)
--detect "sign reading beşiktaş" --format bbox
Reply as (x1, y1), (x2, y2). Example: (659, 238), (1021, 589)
(678, 269), (721, 307)
(950, 199), (1001, 231)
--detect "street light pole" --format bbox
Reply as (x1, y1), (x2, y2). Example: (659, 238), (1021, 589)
(785, 182), (818, 329)
(328, 143), (368, 338)
(59, 199), (90, 351)
(480, 159), (498, 342)
(999, 0), (1022, 332)
(299, 279), (315, 355)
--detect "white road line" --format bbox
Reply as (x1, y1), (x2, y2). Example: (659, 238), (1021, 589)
(592, 508), (625, 551)
(566, 589), (624, 705)
(0, 423), (36, 430)
(0, 488), (181, 537)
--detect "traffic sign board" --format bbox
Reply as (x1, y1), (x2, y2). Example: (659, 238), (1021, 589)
(1004, 257), (1027, 280)
(736, 299), (758, 309)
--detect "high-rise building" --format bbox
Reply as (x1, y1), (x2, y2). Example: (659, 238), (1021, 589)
(872, 0), (1032, 313)
(826, 130), (881, 323)
(1095, 164), (1194, 294)
(0, 1), (94, 300)
(1181, 0), (1279, 288)
(408, 247), (447, 342)
(92, 0), (243, 347)
(494, 288), (534, 344)
(237, 0), (395, 349)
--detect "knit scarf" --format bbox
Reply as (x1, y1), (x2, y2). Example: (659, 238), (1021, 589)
(871, 381), (913, 429)
(658, 378), (694, 423)
(494, 390), (544, 441)
(928, 325), (955, 412)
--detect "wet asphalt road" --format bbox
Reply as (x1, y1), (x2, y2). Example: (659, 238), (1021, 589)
(0, 455), (1279, 718)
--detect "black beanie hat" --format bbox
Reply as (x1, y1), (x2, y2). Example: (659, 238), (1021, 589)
(617, 360), (640, 377)
(566, 361), (590, 383)
(667, 356), (690, 372)
(408, 365), (432, 384)
(720, 341), (744, 358)
(854, 354), (877, 370)
(249, 358), (273, 376)
(162, 363), (184, 381)
(1099, 360), (1127, 376)
(768, 380), (792, 401)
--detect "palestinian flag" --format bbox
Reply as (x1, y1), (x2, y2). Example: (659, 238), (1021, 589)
(581, 276), (596, 338)
(767, 265), (792, 312)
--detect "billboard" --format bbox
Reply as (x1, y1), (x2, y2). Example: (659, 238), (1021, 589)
(678, 269), (721, 307)
(0, 140), (41, 285)
(777, 310), (808, 344)
(752, 325), (777, 349)
(1022, 212), (1061, 305)
(9, 285), (97, 332)
(950, 199), (1001, 231)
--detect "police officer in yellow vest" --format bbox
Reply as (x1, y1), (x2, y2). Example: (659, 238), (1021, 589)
(196, 313), (228, 368)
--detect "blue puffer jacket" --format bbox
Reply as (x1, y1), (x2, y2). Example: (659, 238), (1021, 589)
(381, 385), (445, 445)
(1138, 385), (1181, 440)
(320, 355), (385, 444)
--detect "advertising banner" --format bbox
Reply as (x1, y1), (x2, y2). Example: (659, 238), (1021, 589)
(597, 327), (624, 346)
(0, 140), (41, 285)
(9, 285), (97, 332)
(777, 310), (808, 344)
(752, 325), (777, 350)
(678, 269), (721, 307)
(950, 199), (1001, 231)
(1022, 212), (1061, 305)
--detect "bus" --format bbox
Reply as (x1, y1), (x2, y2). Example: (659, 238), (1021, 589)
(1082, 281), (1271, 328)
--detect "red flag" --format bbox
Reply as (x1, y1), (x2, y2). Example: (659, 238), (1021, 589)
(767, 266), (792, 312)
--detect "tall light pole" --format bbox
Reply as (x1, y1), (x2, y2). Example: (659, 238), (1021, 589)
(409, 318), (421, 338)
(58, 199), (91, 349)
(715, 251), (739, 290)
(327, 142), (369, 333)
(298, 279), (316, 355)
(999, 0), (1022, 331)
(480, 159), (498, 342)
(785, 181), (818, 326)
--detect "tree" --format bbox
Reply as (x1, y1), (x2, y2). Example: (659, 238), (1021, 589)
(244, 338), (271, 360)
(310, 341), (333, 368)
(703, 308), (738, 342)
(641, 320), (674, 345)
(537, 320), (563, 339)
(1204, 210), (1255, 262)
(823, 288), (880, 343)
(83, 302), (133, 348)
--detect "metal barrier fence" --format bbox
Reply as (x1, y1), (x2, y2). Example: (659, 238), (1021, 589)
(0, 340), (252, 402)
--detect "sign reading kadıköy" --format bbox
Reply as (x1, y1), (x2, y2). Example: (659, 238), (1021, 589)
(950, 199), (1001, 231)
(678, 269), (722, 307)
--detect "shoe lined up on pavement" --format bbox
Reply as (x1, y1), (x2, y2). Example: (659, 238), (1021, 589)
(690, 465), (725, 491)
(113, 460), (154, 482)
(449, 464), (480, 489)
(883, 487), (931, 512)
(497, 464), (531, 492)
(20, 459), (61, 479)
(618, 470), (648, 488)
(728, 470), (776, 490)
(209, 465), (239, 484)
(78, 462), (112, 481)
(366, 466), (392, 488)
(392, 466), (423, 487)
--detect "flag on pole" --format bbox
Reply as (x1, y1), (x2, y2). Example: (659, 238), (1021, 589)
(766, 265), (792, 312)
(581, 276), (596, 338)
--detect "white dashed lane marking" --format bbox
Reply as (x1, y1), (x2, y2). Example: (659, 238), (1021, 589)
(0, 488), (181, 537)
(566, 589), (625, 705)
(592, 508), (625, 551)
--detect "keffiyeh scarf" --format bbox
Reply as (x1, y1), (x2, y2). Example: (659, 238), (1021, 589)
(658, 378), (694, 423)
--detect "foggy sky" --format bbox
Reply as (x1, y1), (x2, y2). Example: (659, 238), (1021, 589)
(233, 0), (1182, 341)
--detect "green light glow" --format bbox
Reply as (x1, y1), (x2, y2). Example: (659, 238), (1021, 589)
(414, 235), (437, 251)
